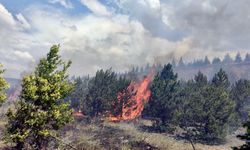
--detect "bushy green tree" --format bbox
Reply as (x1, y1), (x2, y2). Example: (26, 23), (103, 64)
(178, 70), (236, 142)
(212, 68), (230, 88)
(204, 69), (235, 141)
(231, 79), (250, 122)
(177, 72), (208, 145)
(110, 76), (134, 118)
(0, 64), (9, 105)
(4, 45), (74, 149)
(67, 76), (90, 110)
(143, 63), (179, 130)
(201, 85), (235, 141)
(234, 114), (250, 150)
(84, 69), (131, 117)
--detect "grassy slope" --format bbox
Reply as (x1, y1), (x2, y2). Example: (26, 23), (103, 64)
(0, 117), (244, 150)
(60, 120), (243, 150)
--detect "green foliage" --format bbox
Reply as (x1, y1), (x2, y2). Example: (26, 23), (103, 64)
(110, 76), (134, 118)
(0, 64), (9, 105)
(235, 53), (242, 63)
(67, 76), (90, 110)
(231, 79), (250, 122)
(84, 69), (131, 117)
(212, 68), (230, 88)
(4, 45), (74, 150)
(234, 114), (250, 150)
(143, 63), (179, 130)
(178, 70), (236, 142)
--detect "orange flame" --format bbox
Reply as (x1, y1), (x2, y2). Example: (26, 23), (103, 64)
(109, 71), (154, 121)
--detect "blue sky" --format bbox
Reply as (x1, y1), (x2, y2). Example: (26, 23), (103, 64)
(0, 0), (250, 78)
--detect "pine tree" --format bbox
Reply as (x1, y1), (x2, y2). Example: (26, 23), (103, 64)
(204, 56), (210, 65)
(4, 45), (74, 149)
(110, 76), (134, 118)
(0, 64), (9, 105)
(223, 53), (233, 64)
(212, 57), (222, 65)
(202, 84), (235, 142)
(212, 68), (230, 89)
(84, 69), (131, 117)
(194, 71), (208, 86)
(234, 114), (250, 150)
(235, 52), (242, 63)
(143, 63), (179, 130)
(231, 79), (250, 122)
(177, 72), (208, 144)
(178, 57), (185, 67)
(67, 76), (90, 110)
(178, 71), (235, 142)
(172, 58), (176, 67)
(244, 53), (250, 62)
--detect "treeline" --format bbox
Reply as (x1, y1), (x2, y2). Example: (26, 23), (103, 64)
(176, 52), (250, 67)
(118, 52), (250, 84)
(69, 64), (250, 145)
(126, 52), (250, 75)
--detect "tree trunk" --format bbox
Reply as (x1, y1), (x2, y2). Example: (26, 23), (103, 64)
(15, 142), (24, 150)
(188, 139), (196, 150)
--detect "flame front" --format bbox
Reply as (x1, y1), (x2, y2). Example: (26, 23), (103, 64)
(109, 72), (154, 121)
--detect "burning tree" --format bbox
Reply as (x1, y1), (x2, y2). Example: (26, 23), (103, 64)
(109, 73), (154, 121)
(82, 67), (153, 121)
(84, 69), (131, 117)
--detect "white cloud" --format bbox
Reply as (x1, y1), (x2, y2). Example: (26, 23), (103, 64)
(16, 13), (31, 29)
(48, 0), (73, 9)
(1, 1), (250, 78)
(13, 51), (35, 62)
(80, 0), (111, 16)
(0, 3), (41, 78)
(0, 3), (16, 27)
(145, 0), (160, 9)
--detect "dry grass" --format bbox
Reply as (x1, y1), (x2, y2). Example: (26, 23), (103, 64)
(0, 118), (244, 150)
(61, 119), (243, 150)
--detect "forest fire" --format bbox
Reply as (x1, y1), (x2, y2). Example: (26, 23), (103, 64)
(109, 72), (154, 121)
